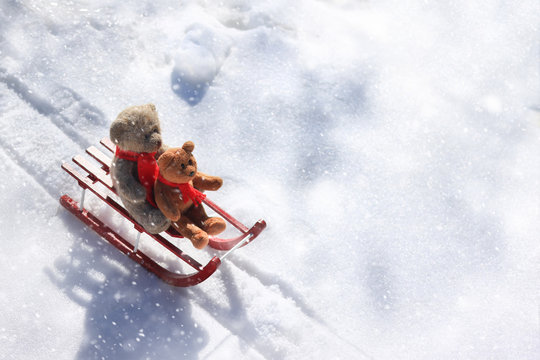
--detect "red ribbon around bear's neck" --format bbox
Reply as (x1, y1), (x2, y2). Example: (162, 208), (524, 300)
(115, 147), (158, 207)
(157, 173), (206, 207)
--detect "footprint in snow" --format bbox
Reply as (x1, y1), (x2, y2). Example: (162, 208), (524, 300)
(171, 24), (232, 105)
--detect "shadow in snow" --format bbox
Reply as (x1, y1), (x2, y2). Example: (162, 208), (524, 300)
(294, 71), (369, 183)
(46, 211), (207, 360)
(365, 261), (396, 314)
(170, 71), (210, 106)
(169, 23), (231, 106)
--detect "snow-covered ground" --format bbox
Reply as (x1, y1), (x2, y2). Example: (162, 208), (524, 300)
(1, 0), (539, 358)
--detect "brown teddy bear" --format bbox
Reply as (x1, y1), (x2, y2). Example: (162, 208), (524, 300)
(109, 104), (171, 234)
(154, 141), (226, 249)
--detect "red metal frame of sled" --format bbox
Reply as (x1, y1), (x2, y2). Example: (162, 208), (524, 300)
(59, 139), (267, 287)
(60, 194), (220, 287)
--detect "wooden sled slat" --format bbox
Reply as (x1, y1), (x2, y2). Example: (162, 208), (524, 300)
(86, 145), (111, 169)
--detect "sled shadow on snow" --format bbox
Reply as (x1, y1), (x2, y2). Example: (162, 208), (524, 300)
(46, 210), (208, 360)
(50, 206), (322, 359)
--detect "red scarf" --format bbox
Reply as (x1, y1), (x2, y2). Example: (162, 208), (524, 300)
(157, 174), (206, 207)
(115, 147), (159, 207)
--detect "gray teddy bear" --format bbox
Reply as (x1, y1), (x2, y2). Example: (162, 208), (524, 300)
(109, 104), (171, 234)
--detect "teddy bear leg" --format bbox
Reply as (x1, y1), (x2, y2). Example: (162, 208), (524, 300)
(172, 217), (209, 249)
(124, 201), (171, 234)
(143, 206), (173, 234)
(185, 205), (226, 236)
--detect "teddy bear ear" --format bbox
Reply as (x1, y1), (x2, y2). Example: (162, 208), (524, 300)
(182, 141), (195, 152)
(147, 103), (156, 111)
(157, 149), (175, 169)
(110, 118), (127, 145)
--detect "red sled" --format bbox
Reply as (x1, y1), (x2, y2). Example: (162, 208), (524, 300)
(60, 138), (266, 287)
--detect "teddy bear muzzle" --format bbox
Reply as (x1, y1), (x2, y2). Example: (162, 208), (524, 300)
(185, 166), (196, 177)
(147, 134), (162, 151)
(182, 161), (196, 178)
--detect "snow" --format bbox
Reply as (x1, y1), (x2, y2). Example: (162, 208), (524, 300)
(0, 0), (539, 359)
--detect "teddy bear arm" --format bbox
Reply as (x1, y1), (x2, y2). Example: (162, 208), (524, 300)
(112, 159), (146, 202)
(193, 172), (223, 191)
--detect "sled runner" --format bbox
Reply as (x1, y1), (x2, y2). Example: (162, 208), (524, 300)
(60, 138), (266, 287)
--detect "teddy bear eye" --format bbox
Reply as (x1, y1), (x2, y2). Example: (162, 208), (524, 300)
(181, 164), (186, 169)
(188, 160), (193, 165)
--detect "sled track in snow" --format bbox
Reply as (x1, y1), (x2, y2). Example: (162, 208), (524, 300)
(0, 91), (65, 199)
(0, 70), (109, 199)
(0, 83), (83, 199)
(0, 68), (105, 149)
(191, 263), (293, 359)
(0, 138), (56, 199)
(190, 260), (373, 359)
(229, 255), (321, 321)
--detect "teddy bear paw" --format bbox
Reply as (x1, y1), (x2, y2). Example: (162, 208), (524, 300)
(191, 232), (209, 249)
(204, 217), (226, 236)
